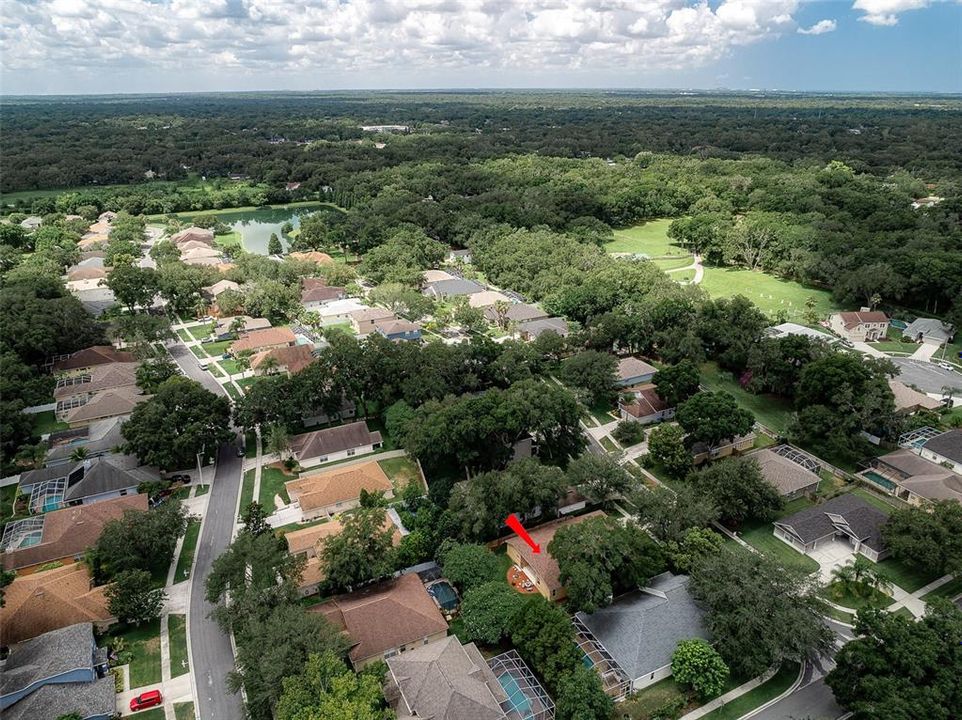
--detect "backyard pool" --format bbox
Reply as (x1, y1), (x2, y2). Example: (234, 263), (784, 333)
(427, 581), (459, 611)
(498, 672), (533, 719)
(861, 471), (896, 492)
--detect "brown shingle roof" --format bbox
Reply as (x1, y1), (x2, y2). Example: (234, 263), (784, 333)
(617, 357), (658, 382)
(836, 310), (889, 329)
(64, 386), (147, 425)
(301, 285), (345, 304)
(289, 421), (383, 462)
(350, 307), (396, 323)
(506, 510), (606, 596)
(752, 449), (821, 497)
(230, 326), (296, 354)
(52, 346), (136, 373)
(311, 573), (447, 664)
(2, 495), (148, 571)
(286, 460), (392, 512)
(888, 379), (942, 413)
(622, 384), (669, 419)
(290, 251), (334, 266)
(66, 267), (107, 282)
(0, 564), (112, 645)
(249, 345), (316, 375)
(287, 518), (401, 589)
(170, 227), (215, 245)
(54, 363), (139, 401)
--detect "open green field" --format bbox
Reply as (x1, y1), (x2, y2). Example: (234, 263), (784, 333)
(168, 614), (190, 678)
(200, 340), (232, 357)
(259, 465), (292, 507)
(700, 362), (795, 434)
(378, 456), (422, 491)
(653, 256), (694, 272)
(156, 200), (341, 220)
(606, 219), (685, 257)
(699, 267), (838, 321)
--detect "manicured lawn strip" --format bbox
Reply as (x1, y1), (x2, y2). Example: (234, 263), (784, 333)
(129, 708), (166, 720)
(599, 436), (619, 453)
(190, 346), (206, 360)
(207, 363), (224, 378)
(245, 431), (258, 458)
(822, 582), (894, 611)
(32, 410), (68, 435)
(653, 256), (695, 271)
(220, 358), (243, 375)
(177, 328), (193, 342)
(819, 602), (855, 625)
(870, 557), (938, 594)
(259, 466), (292, 507)
(740, 524), (819, 574)
(672, 268), (697, 283)
(699, 267), (837, 321)
(195, 484), (209, 496)
(922, 575), (962, 601)
(273, 516), (331, 537)
(892, 607), (915, 620)
(699, 663), (800, 720)
(606, 219), (682, 256)
(700, 362), (794, 434)
(377, 456), (422, 491)
(867, 341), (916, 354)
(200, 340), (232, 356)
(239, 470), (255, 515)
(848, 487), (904, 512)
(168, 614), (189, 677)
(224, 383), (242, 400)
(174, 519), (201, 582)
(107, 619), (162, 688)
(174, 703), (196, 720)
(617, 676), (690, 719)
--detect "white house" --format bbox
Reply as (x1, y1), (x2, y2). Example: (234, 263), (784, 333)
(317, 299), (367, 326)
(829, 310), (889, 342)
(919, 429), (962, 475)
(287, 420), (383, 468)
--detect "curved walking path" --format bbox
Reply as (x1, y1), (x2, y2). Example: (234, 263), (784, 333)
(664, 253), (704, 284)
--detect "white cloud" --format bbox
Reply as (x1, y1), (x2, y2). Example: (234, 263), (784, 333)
(852, 0), (930, 26)
(798, 18), (837, 34)
(1, 0), (807, 84)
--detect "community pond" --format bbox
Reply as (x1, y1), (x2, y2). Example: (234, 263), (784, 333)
(208, 204), (333, 254)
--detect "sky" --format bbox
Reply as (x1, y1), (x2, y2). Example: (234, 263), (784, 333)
(1, 0), (959, 95)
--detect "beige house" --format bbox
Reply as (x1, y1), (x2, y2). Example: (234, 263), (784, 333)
(229, 327), (297, 355)
(170, 226), (215, 245)
(62, 386), (147, 428)
(350, 307), (397, 335)
(829, 310), (889, 342)
(285, 460), (393, 520)
(51, 346), (137, 377)
(468, 290), (511, 309)
(888, 379), (941, 414)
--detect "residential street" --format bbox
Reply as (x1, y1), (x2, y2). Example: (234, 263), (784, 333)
(169, 343), (227, 397)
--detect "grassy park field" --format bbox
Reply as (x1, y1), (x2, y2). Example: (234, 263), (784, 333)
(699, 267), (838, 320)
(606, 219), (686, 257)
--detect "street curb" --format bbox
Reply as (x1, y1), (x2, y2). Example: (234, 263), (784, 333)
(737, 662), (807, 720)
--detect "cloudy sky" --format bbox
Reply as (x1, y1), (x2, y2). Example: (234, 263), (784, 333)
(2, 0), (959, 94)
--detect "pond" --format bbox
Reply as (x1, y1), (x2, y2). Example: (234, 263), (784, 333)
(207, 204), (332, 255)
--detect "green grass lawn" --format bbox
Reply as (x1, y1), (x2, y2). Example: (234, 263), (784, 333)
(239, 469), (255, 516)
(671, 268), (697, 283)
(219, 358), (243, 375)
(822, 581), (894, 610)
(32, 410), (68, 436)
(107, 619), (162, 688)
(921, 575), (962, 601)
(606, 219), (683, 257)
(208, 363), (224, 378)
(189, 346), (206, 360)
(653, 256), (694, 271)
(167, 614), (190, 678)
(378, 456), (422, 491)
(699, 362), (794, 434)
(740, 523), (820, 574)
(699, 663), (800, 720)
(819, 602), (856, 625)
(849, 487), (904, 512)
(214, 230), (242, 248)
(616, 676), (691, 719)
(128, 708), (166, 720)
(245, 430), (258, 458)
(224, 383), (242, 400)
(174, 518), (201, 583)
(237, 377), (263, 392)
(259, 465), (292, 507)
(599, 435), (619, 453)
(272, 515), (331, 537)
(176, 328), (194, 342)
(867, 341), (916, 354)
(200, 340), (232, 357)
(699, 267), (838, 321)
(174, 703), (196, 720)
(869, 556), (938, 594)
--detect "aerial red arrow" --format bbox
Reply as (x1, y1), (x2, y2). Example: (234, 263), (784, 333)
(505, 513), (540, 554)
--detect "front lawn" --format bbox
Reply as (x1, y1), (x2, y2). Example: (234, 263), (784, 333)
(174, 703), (196, 720)
(259, 465), (292, 508)
(106, 619), (162, 688)
(653, 256), (694, 272)
(168, 614), (189, 677)
(740, 523), (819, 574)
(129, 708), (166, 720)
(32, 410), (68, 436)
(200, 340), (232, 357)
(605, 219), (682, 257)
(922, 575), (962, 602)
(870, 557), (938, 594)
(176, 328), (194, 342)
(378, 456), (422, 491)
(699, 363), (794, 434)
(174, 518), (201, 583)
(699, 267), (837, 321)
(220, 358), (243, 375)
(224, 383), (242, 400)
(822, 581), (894, 611)
(615, 676), (690, 720)
(245, 430), (258, 458)
(239, 469), (255, 515)
(599, 436), (620, 453)
(699, 663), (800, 720)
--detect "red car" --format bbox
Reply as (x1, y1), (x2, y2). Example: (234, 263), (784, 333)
(130, 689), (163, 712)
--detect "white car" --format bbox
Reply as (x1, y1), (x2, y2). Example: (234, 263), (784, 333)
(938, 361), (956, 372)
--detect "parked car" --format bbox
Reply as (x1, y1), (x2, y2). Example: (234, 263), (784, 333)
(130, 689), (163, 712)
(165, 474), (190, 483)
(938, 361), (956, 371)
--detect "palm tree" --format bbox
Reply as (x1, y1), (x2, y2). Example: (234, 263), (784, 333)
(70, 446), (90, 462)
(260, 356), (280, 376)
(266, 424), (290, 458)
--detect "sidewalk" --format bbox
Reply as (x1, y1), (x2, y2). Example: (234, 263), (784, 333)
(677, 665), (786, 720)
(888, 573), (955, 618)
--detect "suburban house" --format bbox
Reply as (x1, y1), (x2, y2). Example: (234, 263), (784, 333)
(45, 418), (124, 465)
(505, 511), (606, 603)
(178, 239), (216, 253)
(230, 326), (297, 355)
(65, 277), (107, 294)
(311, 573), (448, 669)
(0, 564), (113, 646)
(615, 357), (658, 387)
(201, 279), (241, 300)
(888, 379), (942, 414)
(518, 317), (570, 340)
(182, 254), (222, 267)
(213, 315), (271, 341)
(316, 298), (368, 325)
(691, 433), (756, 465)
(301, 398), (357, 428)
(619, 385), (674, 425)
(375, 319), (422, 342)
(0, 494), (148, 573)
(181, 246), (222, 263)
(18, 455), (149, 514)
(285, 460), (393, 521)
(865, 449), (962, 505)
(828, 310), (889, 342)
(61, 386), (147, 428)
(468, 290), (511, 309)
(0, 623), (115, 720)
(77, 234), (109, 250)
(919, 429), (962, 474)
(286, 516), (401, 596)
(70, 286), (118, 317)
(249, 344), (316, 376)
(574, 573), (709, 694)
(483, 302), (549, 326)
(750, 446), (821, 499)
(765, 322), (838, 344)
(170, 226), (215, 245)
(385, 636), (554, 720)
(289, 251), (334, 266)
(66, 266), (107, 282)
(448, 248), (472, 263)
(53, 361), (139, 411)
(51, 345), (136, 376)
(422, 278), (485, 300)
(901, 318), (954, 345)
(287, 421), (383, 468)
(422, 269), (455, 284)
(301, 284), (346, 311)
(350, 306), (398, 335)
(773, 494), (890, 562)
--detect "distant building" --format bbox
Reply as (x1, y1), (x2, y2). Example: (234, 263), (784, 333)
(51, 346), (136, 376)
(350, 307), (397, 335)
(615, 357), (658, 387)
(619, 385), (674, 425)
(888, 379), (941, 414)
(249, 345), (316, 376)
(829, 310), (889, 343)
(423, 278), (485, 300)
(213, 315), (271, 341)
(518, 317), (569, 341)
(169, 226), (215, 246)
(229, 326), (297, 355)
(375, 319), (422, 342)
(483, 302), (549, 326)
(360, 124), (411, 133)
(766, 322), (837, 344)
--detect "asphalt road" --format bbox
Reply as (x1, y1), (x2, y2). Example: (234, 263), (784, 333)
(169, 340), (245, 720)
(890, 357), (962, 394)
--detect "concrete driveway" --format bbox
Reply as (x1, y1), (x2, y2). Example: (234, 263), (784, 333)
(808, 539), (855, 583)
(910, 341), (941, 362)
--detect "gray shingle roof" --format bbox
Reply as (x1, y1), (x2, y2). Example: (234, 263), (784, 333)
(753, 449), (821, 497)
(1, 623), (96, 697)
(482, 302), (548, 324)
(576, 573), (708, 682)
(775, 494), (889, 552)
(3, 675), (115, 720)
(289, 421), (382, 461)
(923, 429), (962, 464)
(519, 317), (569, 338)
(424, 278), (485, 297)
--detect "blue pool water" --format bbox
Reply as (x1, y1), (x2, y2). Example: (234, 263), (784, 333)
(862, 471), (896, 491)
(427, 581), (459, 611)
(581, 651), (594, 669)
(498, 673), (532, 718)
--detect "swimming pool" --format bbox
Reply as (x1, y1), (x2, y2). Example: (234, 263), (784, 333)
(581, 651), (594, 669)
(862, 471), (896, 491)
(498, 672), (532, 719)
(427, 581), (459, 611)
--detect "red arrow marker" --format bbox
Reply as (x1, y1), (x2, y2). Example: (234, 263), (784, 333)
(506, 513), (540, 554)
